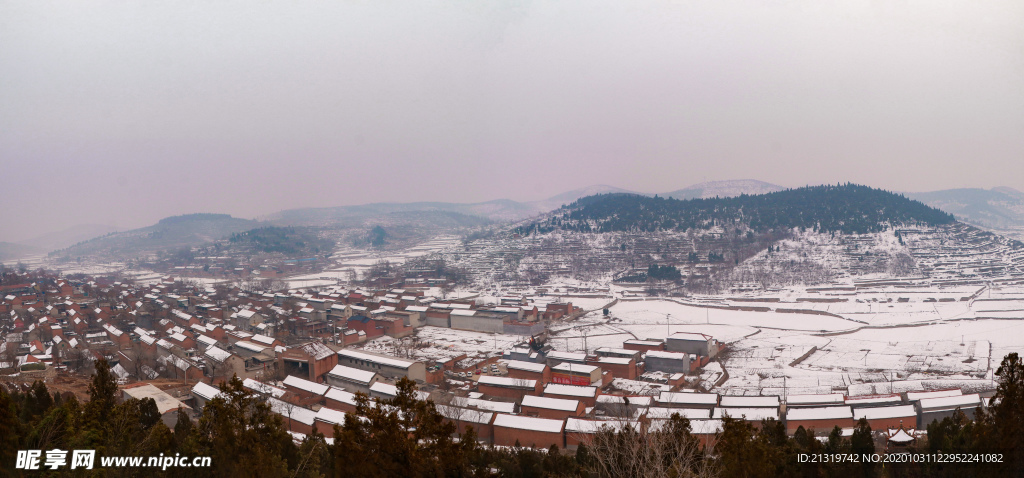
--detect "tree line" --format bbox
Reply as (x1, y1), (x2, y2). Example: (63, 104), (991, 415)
(3, 353), (1024, 477)
(515, 184), (956, 236)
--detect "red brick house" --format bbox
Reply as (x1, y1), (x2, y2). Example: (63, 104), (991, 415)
(492, 414), (564, 449)
(785, 407), (854, 435)
(504, 360), (551, 384)
(278, 341), (338, 383)
(543, 384), (600, 408)
(477, 376), (541, 400)
(520, 395), (586, 420)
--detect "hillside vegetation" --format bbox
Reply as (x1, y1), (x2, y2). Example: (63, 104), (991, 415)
(228, 226), (335, 255)
(516, 184), (955, 236)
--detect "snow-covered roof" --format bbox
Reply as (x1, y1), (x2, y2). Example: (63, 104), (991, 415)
(888, 427), (915, 443)
(854, 405), (917, 420)
(667, 332), (712, 342)
(503, 360), (547, 373)
(328, 364), (377, 385)
(645, 350), (688, 360)
(243, 379), (286, 398)
(713, 407), (780, 421)
(657, 392), (717, 406)
(689, 419), (724, 435)
(283, 375), (329, 396)
(452, 397), (517, 414)
(720, 396), (779, 408)
(294, 341), (334, 361)
(269, 398), (316, 426)
(372, 380), (428, 401)
(122, 384), (190, 415)
(918, 394), (981, 411)
(644, 407), (711, 420)
(546, 351), (587, 363)
(785, 393), (847, 406)
(196, 335), (218, 348)
(551, 362), (599, 374)
(325, 387), (358, 407)
(786, 406), (853, 421)
(478, 375), (537, 390)
(314, 407), (348, 426)
(437, 405), (494, 424)
(544, 383), (599, 398)
(844, 394), (902, 406)
(251, 334), (275, 346)
(493, 414), (564, 433)
(192, 382), (224, 401)
(597, 395), (653, 406)
(906, 389), (962, 401)
(204, 347), (233, 363)
(565, 418), (640, 434)
(521, 395), (581, 412)
(339, 349), (417, 369)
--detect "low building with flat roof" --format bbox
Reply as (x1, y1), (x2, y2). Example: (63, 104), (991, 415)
(854, 405), (917, 430)
(337, 348), (427, 383)
(122, 383), (192, 428)
(478, 375), (541, 400)
(520, 395), (586, 420)
(492, 414), (565, 449)
(917, 394), (982, 428)
(655, 392), (718, 410)
(543, 383), (600, 407)
(713, 407), (779, 427)
(785, 393), (846, 408)
(325, 364), (380, 395)
(785, 406), (854, 435)
(565, 418), (641, 450)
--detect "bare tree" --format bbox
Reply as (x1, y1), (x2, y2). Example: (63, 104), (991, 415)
(125, 342), (147, 379)
(280, 399), (297, 432)
(391, 335), (422, 359)
(583, 415), (718, 478)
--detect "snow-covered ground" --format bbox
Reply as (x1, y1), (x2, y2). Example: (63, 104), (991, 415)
(544, 285), (1024, 396)
(358, 326), (526, 367)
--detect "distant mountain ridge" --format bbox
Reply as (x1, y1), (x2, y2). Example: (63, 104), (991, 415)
(267, 181), (778, 225)
(52, 213), (260, 259)
(269, 185), (640, 226)
(662, 179), (785, 200)
(0, 242), (41, 262)
(42, 180), (865, 261)
(16, 223), (120, 252)
(905, 187), (1024, 230)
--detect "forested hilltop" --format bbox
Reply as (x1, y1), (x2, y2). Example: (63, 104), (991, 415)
(516, 184), (955, 235)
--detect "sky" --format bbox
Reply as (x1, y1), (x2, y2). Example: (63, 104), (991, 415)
(2, 0), (1023, 242)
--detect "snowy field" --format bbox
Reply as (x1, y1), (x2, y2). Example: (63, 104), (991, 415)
(358, 326), (527, 367)
(542, 286), (1024, 396)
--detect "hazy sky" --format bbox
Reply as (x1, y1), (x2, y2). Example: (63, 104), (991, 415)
(2, 1), (1022, 242)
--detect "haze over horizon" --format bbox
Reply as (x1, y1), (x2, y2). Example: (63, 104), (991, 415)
(2, 1), (1022, 242)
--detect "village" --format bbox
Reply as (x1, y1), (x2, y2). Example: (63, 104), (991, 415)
(4, 251), (1021, 454)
